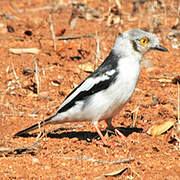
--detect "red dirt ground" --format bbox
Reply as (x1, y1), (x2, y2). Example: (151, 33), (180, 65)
(0, 0), (180, 179)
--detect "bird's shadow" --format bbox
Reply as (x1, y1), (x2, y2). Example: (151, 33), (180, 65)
(16, 126), (143, 142)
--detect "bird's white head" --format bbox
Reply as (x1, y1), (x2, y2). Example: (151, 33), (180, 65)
(113, 29), (168, 57)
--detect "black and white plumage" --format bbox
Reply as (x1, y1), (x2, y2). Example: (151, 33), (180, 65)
(14, 29), (168, 145)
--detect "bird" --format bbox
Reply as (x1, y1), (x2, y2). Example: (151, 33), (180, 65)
(14, 29), (168, 146)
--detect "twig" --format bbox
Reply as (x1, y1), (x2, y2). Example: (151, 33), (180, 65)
(56, 34), (95, 40)
(132, 105), (140, 127)
(94, 32), (100, 70)
(48, 14), (56, 51)
(0, 34), (95, 42)
(11, 64), (25, 93)
(11, 64), (19, 80)
(33, 57), (40, 94)
(13, 6), (53, 13)
(115, 0), (122, 9)
(59, 156), (134, 164)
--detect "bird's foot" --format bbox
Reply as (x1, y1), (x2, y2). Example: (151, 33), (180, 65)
(96, 128), (128, 147)
(94, 125), (125, 147)
(114, 129), (127, 140)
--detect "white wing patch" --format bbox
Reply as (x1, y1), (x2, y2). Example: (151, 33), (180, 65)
(105, 69), (116, 76)
(56, 73), (113, 113)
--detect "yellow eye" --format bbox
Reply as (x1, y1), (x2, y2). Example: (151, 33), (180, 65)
(140, 37), (149, 45)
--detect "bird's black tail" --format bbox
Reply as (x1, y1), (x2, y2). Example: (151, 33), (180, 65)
(13, 117), (52, 137)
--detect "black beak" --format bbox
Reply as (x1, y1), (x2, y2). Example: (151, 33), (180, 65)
(151, 45), (168, 52)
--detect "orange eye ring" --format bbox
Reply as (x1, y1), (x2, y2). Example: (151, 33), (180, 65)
(140, 37), (149, 45)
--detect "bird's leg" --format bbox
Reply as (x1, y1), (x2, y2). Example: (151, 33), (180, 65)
(105, 118), (114, 130)
(93, 123), (109, 146)
(114, 129), (127, 140)
(93, 120), (126, 147)
(105, 119), (127, 140)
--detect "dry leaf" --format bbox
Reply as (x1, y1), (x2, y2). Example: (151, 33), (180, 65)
(95, 167), (128, 179)
(51, 80), (61, 87)
(147, 119), (176, 136)
(103, 168), (127, 177)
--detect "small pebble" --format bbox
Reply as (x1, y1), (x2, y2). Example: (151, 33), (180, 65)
(24, 30), (32, 36)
